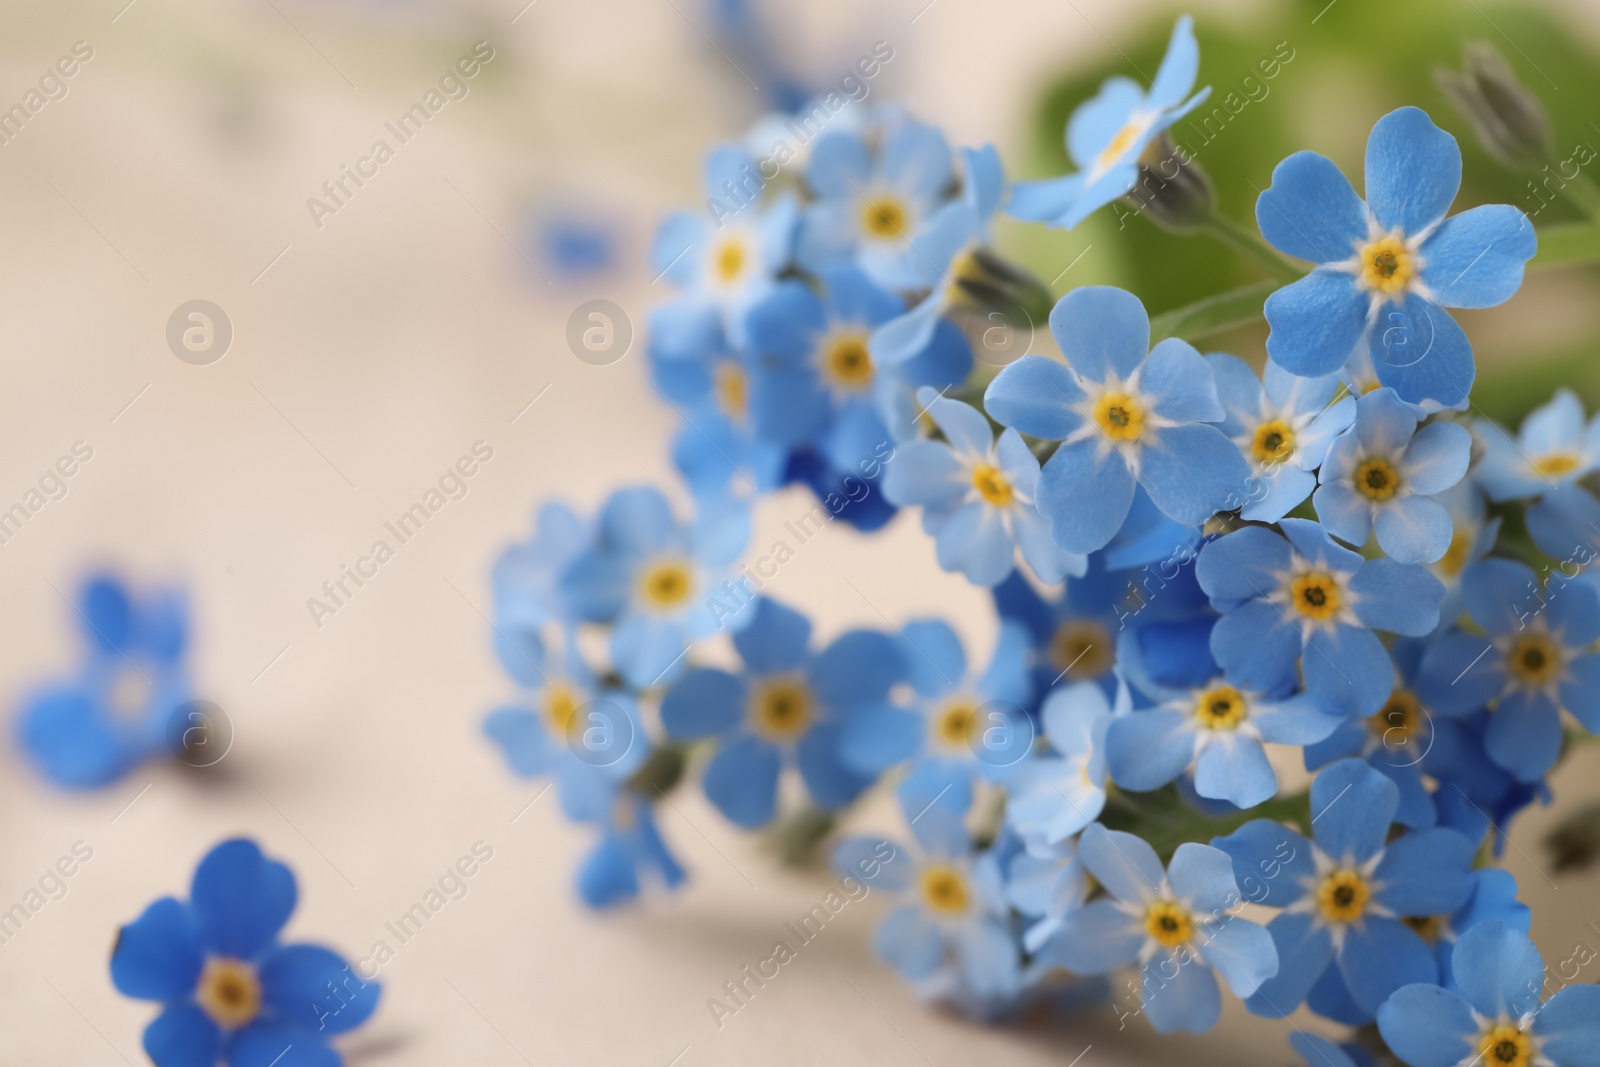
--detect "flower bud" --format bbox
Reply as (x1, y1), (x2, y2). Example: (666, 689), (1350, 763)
(1435, 42), (1552, 171)
(1123, 132), (1215, 233)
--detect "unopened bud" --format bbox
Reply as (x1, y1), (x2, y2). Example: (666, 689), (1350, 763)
(1124, 132), (1214, 233)
(1436, 43), (1552, 171)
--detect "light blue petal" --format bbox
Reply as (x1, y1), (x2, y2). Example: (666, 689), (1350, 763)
(899, 619), (966, 695)
(1264, 271), (1369, 378)
(1105, 709), (1193, 791)
(1281, 516), (1364, 570)
(1562, 653), (1600, 733)
(1372, 827), (1475, 915)
(868, 291), (944, 366)
(1067, 77), (1144, 167)
(1007, 174), (1086, 224)
(1052, 899), (1145, 973)
(1140, 425), (1251, 525)
(1037, 437), (1137, 554)
(1048, 286), (1149, 383)
(1209, 819), (1315, 909)
(598, 486), (676, 555)
(1148, 16), (1200, 107)
(1294, 394), (1358, 471)
(957, 918), (1022, 997)
(1199, 915), (1279, 1000)
(1534, 983), (1600, 1066)
(1210, 600), (1302, 695)
(1401, 420), (1473, 494)
(1368, 295), (1474, 408)
(840, 705), (923, 773)
(1461, 557), (1537, 635)
(1374, 495), (1453, 565)
(924, 391), (995, 455)
(1207, 352), (1264, 435)
(834, 835), (913, 892)
(1078, 824), (1164, 904)
(1349, 558), (1444, 636)
(660, 669), (745, 740)
(1485, 689), (1562, 781)
(812, 629), (904, 707)
(882, 440), (966, 508)
(1309, 759), (1396, 862)
(1415, 631), (1503, 715)
(1041, 682), (1114, 756)
(1256, 151), (1367, 264)
(796, 722), (874, 809)
(1449, 920), (1545, 1020)
(1195, 526), (1292, 602)
(611, 613), (690, 689)
(1252, 695), (1345, 746)
(1167, 842), (1242, 914)
(983, 354), (1086, 440)
(1376, 984), (1477, 1067)
(936, 503), (1017, 586)
(1246, 912), (1334, 1016)
(1337, 917), (1440, 1014)
(1142, 952), (1221, 1033)
(732, 598), (812, 674)
(1194, 735), (1277, 809)
(874, 905), (945, 980)
(1142, 339), (1224, 424)
(1420, 204), (1536, 309)
(805, 131), (870, 198)
(882, 122), (954, 202)
(1364, 106), (1461, 237)
(702, 734), (781, 827)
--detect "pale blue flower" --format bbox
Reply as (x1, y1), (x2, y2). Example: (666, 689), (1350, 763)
(1474, 388), (1600, 502)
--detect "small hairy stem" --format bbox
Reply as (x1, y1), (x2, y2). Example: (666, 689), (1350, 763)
(1149, 280), (1278, 343)
(1201, 211), (1304, 284)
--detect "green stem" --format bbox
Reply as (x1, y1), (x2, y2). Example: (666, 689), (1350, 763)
(1530, 221), (1600, 270)
(1149, 280), (1277, 343)
(1202, 211), (1304, 284)
(1557, 169), (1600, 223)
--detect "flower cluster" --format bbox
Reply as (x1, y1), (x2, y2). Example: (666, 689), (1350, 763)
(472, 15), (1600, 1058)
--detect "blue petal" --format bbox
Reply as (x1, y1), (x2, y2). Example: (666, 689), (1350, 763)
(190, 839), (297, 960)
(1210, 820), (1314, 909)
(1105, 709), (1193, 792)
(1198, 914), (1279, 1000)
(1037, 438), (1137, 554)
(1291, 1033), (1364, 1067)
(812, 629), (904, 708)
(874, 905), (944, 980)
(1138, 424), (1250, 526)
(1167, 842), (1243, 914)
(1309, 759), (1396, 862)
(1256, 151), (1367, 264)
(805, 131), (870, 198)
(882, 121), (953, 202)
(898, 619), (966, 695)
(1047, 286), (1149, 383)
(1141, 339), (1224, 424)
(957, 918), (1022, 998)
(1364, 107), (1461, 237)
(1264, 271), (1369, 378)
(1450, 920), (1545, 1021)
(1051, 899), (1144, 973)
(1374, 495), (1453, 565)
(936, 503), (1017, 587)
(839, 705), (923, 773)
(17, 685), (139, 788)
(1371, 828), (1475, 915)
(660, 669), (745, 740)
(1142, 951), (1221, 1033)
(610, 613), (691, 689)
(230, 1024), (341, 1067)
(1194, 735), (1277, 809)
(1416, 631), (1503, 715)
(868, 291), (944, 367)
(1485, 689), (1563, 781)
(1007, 174), (1086, 224)
(1368, 295), (1474, 408)
(1349, 558), (1445, 636)
(796, 722), (874, 809)
(1338, 917), (1440, 1014)
(81, 574), (134, 652)
(1421, 204), (1536, 309)
(923, 391), (996, 455)
(1563, 652), (1600, 733)
(1402, 420), (1473, 495)
(1195, 526), (1292, 602)
(1376, 984), (1477, 1067)
(982, 354), (1085, 441)
(702, 735), (781, 827)
(833, 836), (912, 892)
(732, 598), (812, 674)
(111, 897), (204, 1000)
(1535, 983), (1600, 1065)
(1068, 77), (1143, 168)
(142, 1005), (220, 1067)
(1461, 557), (1537, 635)
(483, 707), (553, 777)
(1078, 824), (1164, 904)
(1148, 16), (1200, 108)
(260, 943), (379, 1034)
(1210, 600), (1301, 695)
(598, 487), (676, 555)
(1245, 911), (1334, 1016)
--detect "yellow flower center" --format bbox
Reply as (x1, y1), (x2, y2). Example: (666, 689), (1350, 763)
(750, 678), (812, 740)
(1096, 120), (1145, 171)
(1507, 633), (1561, 686)
(971, 464), (1014, 507)
(1437, 530), (1473, 577)
(1359, 235), (1415, 296)
(713, 239), (746, 284)
(544, 684), (582, 741)
(921, 865), (970, 915)
(1144, 900), (1194, 948)
(1479, 1024), (1533, 1067)
(1289, 572), (1342, 621)
(1193, 685), (1247, 731)
(1251, 419), (1296, 465)
(1533, 451), (1581, 477)
(1354, 457), (1401, 501)
(1050, 620), (1114, 680)
(1093, 392), (1145, 443)
(1403, 914), (1444, 943)
(932, 700), (979, 749)
(862, 197), (907, 239)
(1369, 688), (1421, 742)
(1317, 870), (1370, 923)
(195, 958), (262, 1030)
(639, 560), (693, 609)
(822, 334), (874, 390)
(715, 362), (747, 421)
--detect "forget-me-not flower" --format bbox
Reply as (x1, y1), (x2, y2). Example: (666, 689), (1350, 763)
(1416, 558), (1600, 782)
(1209, 354), (1354, 523)
(111, 839), (380, 1066)
(1313, 388), (1473, 565)
(984, 286), (1250, 554)
(1006, 838), (1088, 953)
(1046, 824), (1278, 1033)
(992, 558), (1129, 704)
(1196, 518), (1443, 717)
(578, 789), (688, 908)
(884, 389), (1085, 586)
(661, 597), (897, 826)
(1474, 388), (1600, 502)
(1256, 106), (1536, 408)
(1377, 921), (1600, 1067)
(560, 486), (752, 688)
(1005, 681), (1120, 852)
(1211, 759), (1477, 1018)
(1009, 16), (1212, 230)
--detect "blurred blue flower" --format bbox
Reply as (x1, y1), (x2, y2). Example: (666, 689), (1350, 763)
(560, 487), (753, 688)
(1009, 16), (1211, 230)
(884, 389), (1085, 586)
(577, 790), (688, 909)
(1196, 518), (1443, 717)
(1377, 921), (1600, 1067)
(1428, 481), (1501, 625)
(1416, 558), (1600, 782)
(1413, 868), (1530, 989)
(1211, 759), (1476, 1019)
(1047, 824), (1277, 1033)
(1313, 389), (1472, 564)
(1006, 838), (1088, 953)
(984, 287), (1249, 554)
(840, 618), (1032, 815)
(111, 839), (379, 1065)
(1290, 1033), (1376, 1067)
(660, 597), (897, 826)
(18, 573), (190, 788)
(1257, 107), (1536, 407)
(1209, 354), (1354, 524)
(650, 339), (789, 497)
(1474, 388), (1600, 502)
(492, 501), (587, 646)
(1005, 682), (1119, 852)
(992, 558), (1129, 704)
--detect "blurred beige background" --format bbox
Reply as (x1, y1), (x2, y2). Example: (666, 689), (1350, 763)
(2, 1), (1598, 1064)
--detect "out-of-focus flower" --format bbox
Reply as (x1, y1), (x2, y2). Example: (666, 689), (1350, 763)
(1435, 42), (1553, 172)
(1473, 388), (1600, 502)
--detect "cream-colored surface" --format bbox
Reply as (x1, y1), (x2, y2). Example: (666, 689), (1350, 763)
(1, 1), (1596, 1063)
